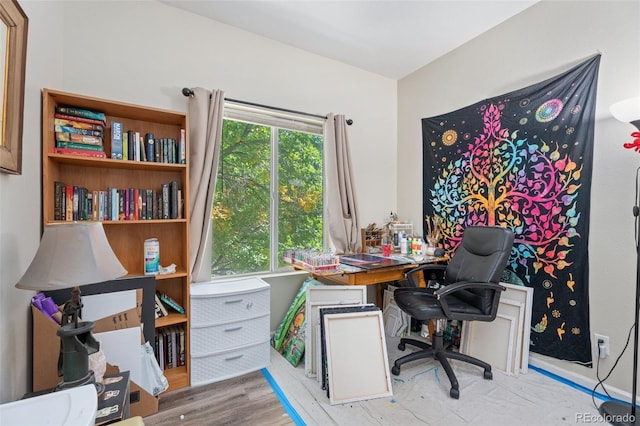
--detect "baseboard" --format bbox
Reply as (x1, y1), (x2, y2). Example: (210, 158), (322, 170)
(529, 355), (633, 404)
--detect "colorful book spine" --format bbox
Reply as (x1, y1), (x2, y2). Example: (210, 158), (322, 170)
(122, 131), (129, 161)
(55, 141), (104, 151)
(53, 147), (106, 158)
(55, 125), (103, 137)
(54, 118), (104, 131)
(55, 132), (102, 145)
(160, 294), (185, 314)
(111, 121), (123, 160)
(55, 106), (107, 124)
(179, 129), (186, 164)
(54, 113), (105, 127)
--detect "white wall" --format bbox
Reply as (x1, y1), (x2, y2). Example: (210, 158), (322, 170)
(398, 0), (639, 397)
(0, 0), (396, 402)
(0, 0), (64, 404)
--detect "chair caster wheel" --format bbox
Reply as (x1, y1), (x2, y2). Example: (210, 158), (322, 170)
(391, 366), (400, 376)
(398, 342), (405, 351)
(484, 370), (493, 380)
(450, 388), (459, 399)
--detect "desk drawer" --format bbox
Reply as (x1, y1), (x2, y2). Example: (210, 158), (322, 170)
(191, 287), (270, 326)
(190, 341), (270, 387)
(191, 314), (269, 355)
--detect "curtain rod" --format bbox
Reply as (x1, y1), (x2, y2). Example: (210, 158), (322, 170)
(181, 88), (353, 125)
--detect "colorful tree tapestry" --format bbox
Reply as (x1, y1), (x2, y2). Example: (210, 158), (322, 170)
(421, 55), (601, 365)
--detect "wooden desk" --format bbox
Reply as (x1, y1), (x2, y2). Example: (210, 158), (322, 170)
(294, 255), (447, 306)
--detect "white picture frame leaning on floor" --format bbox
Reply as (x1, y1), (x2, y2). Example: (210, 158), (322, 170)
(323, 310), (393, 405)
(304, 285), (367, 378)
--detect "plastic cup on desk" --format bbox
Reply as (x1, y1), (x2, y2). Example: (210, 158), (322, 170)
(381, 244), (392, 257)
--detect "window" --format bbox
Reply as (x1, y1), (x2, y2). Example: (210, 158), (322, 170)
(210, 102), (325, 276)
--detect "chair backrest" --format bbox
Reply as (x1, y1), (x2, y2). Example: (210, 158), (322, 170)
(444, 226), (515, 315)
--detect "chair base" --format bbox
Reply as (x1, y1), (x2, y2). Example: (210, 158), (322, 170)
(391, 329), (493, 399)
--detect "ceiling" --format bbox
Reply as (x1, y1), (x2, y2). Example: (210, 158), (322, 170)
(160, 0), (538, 80)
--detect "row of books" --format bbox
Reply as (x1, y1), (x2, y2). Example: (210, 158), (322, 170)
(53, 181), (182, 222)
(112, 122), (186, 164)
(154, 292), (186, 318)
(54, 106), (108, 158)
(154, 324), (186, 370)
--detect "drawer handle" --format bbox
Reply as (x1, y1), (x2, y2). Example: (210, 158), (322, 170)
(225, 299), (243, 304)
(225, 354), (244, 361)
(225, 326), (242, 332)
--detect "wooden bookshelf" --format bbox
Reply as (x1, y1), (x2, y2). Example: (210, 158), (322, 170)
(41, 88), (191, 391)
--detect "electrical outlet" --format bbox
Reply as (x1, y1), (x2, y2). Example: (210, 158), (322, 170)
(594, 333), (610, 359)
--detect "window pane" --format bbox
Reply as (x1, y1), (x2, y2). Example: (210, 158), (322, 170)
(211, 117), (324, 277)
(212, 120), (271, 276)
(278, 129), (324, 267)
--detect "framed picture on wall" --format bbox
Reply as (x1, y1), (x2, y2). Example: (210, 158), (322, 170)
(0, 0), (28, 175)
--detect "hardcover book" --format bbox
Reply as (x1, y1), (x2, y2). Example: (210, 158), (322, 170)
(154, 293), (168, 318)
(170, 180), (179, 219)
(179, 129), (186, 164)
(65, 186), (73, 222)
(55, 125), (103, 137)
(111, 121), (123, 160)
(54, 181), (64, 221)
(54, 113), (106, 127)
(161, 183), (169, 219)
(159, 294), (185, 314)
(55, 106), (107, 124)
(55, 132), (102, 145)
(145, 133), (155, 163)
(54, 118), (104, 131)
(127, 130), (134, 161)
(53, 147), (106, 158)
(55, 141), (104, 151)
(122, 131), (129, 161)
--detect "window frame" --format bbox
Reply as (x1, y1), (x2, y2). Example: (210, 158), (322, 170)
(204, 101), (328, 280)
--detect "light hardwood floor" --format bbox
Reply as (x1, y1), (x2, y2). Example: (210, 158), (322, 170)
(143, 371), (294, 426)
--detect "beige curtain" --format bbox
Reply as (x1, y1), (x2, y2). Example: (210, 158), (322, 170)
(324, 113), (361, 253)
(187, 88), (224, 282)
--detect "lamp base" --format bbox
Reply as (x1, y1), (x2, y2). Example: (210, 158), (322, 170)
(599, 401), (638, 425)
(56, 369), (105, 396)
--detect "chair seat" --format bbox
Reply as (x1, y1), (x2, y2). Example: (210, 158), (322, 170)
(394, 288), (485, 320)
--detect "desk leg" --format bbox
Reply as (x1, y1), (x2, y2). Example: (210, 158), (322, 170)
(377, 283), (383, 308)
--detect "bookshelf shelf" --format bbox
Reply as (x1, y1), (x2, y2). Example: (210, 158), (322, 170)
(48, 153), (188, 171)
(156, 313), (188, 328)
(42, 88), (191, 391)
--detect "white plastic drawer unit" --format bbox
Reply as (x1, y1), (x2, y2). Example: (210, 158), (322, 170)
(191, 315), (269, 354)
(190, 277), (270, 387)
(191, 279), (270, 326)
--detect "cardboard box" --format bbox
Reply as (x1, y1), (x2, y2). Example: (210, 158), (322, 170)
(105, 364), (159, 418)
(31, 306), (159, 417)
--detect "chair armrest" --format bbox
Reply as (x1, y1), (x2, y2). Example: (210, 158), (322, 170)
(435, 281), (506, 317)
(405, 263), (447, 287)
(435, 281), (506, 298)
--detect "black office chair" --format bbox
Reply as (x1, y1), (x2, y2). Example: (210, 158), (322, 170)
(391, 225), (515, 399)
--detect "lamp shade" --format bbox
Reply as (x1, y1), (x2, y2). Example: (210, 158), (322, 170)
(610, 97), (640, 129)
(15, 222), (127, 291)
